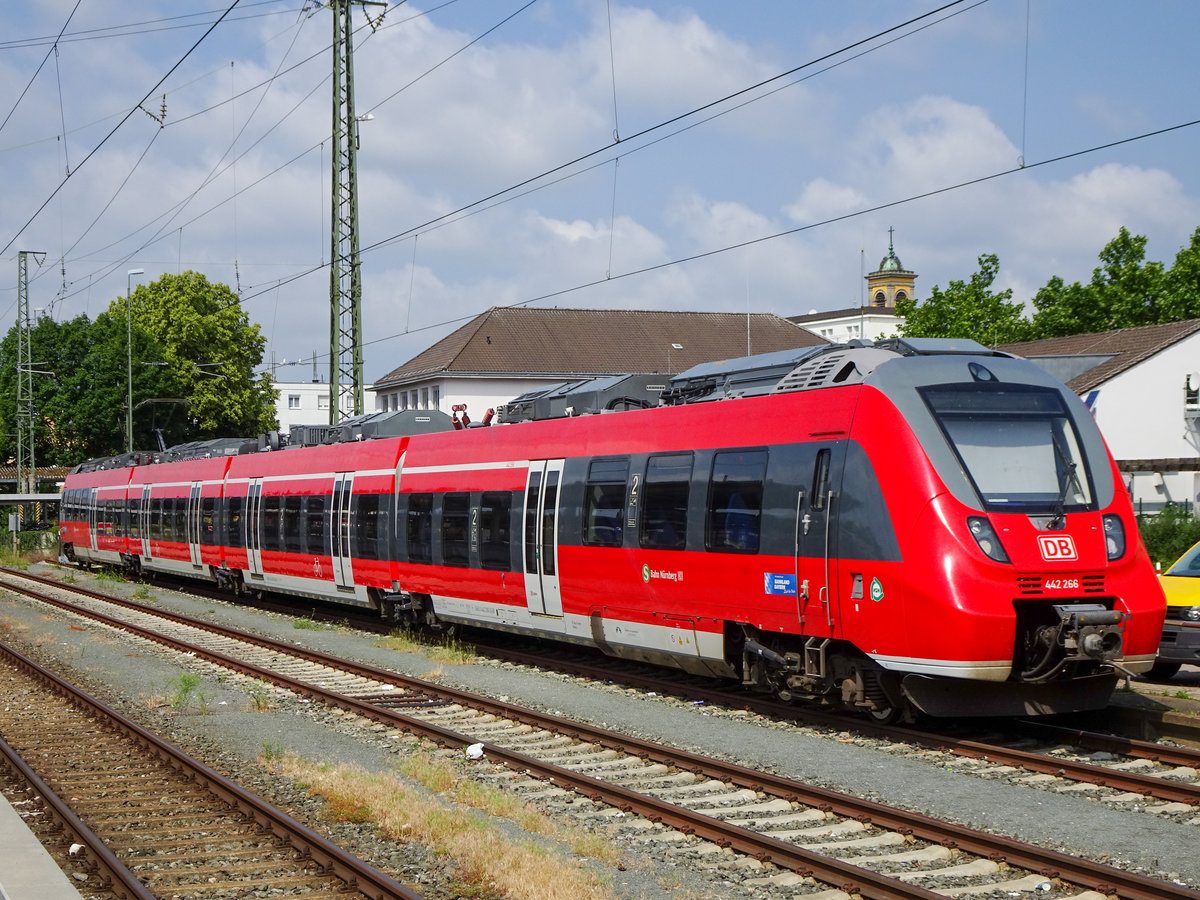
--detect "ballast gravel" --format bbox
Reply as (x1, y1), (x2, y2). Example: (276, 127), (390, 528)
(2, 563), (1197, 897)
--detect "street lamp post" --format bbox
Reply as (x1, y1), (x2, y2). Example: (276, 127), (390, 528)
(126, 268), (145, 452)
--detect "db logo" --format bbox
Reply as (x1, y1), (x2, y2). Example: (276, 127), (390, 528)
(1037, 534), (1078, 562)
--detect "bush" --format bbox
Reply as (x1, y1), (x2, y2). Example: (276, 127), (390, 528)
(1137, 503), (1200, 569)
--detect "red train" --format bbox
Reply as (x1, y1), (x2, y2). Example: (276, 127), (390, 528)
(59, 338), (1166, 719)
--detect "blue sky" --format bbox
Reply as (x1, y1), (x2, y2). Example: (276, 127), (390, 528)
(2, 1), (1198, 386)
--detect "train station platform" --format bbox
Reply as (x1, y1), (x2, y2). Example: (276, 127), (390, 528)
(0, 791), (82, 900)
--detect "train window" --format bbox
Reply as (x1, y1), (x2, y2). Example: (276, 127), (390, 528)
(148, 499), (162, 541)
(920, 384), (1094, 512)
(540, 472), (558, 576)
(583, 457), (628, 547)
(304, 495), (328, 556)
(811, 449), (831, 511)
(353, 494), (381, 561)
(706, 449), (767, 554)
(261, 496), (282, 552)
(282, 495), (303, 553)
(172, 498), (186, 542)
(640, 454), (691, 550)
(128, 498), (140, 539)
(225, 496), (245, 548)
(524, 471), (542, 572)
(406, 493), (433, 563)
(442, 493), (470, 568)
(479, 491), (512, 571)
(200, 497), (218, 546)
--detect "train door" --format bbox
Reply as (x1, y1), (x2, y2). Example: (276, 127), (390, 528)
(522, 459), (565, 617)
(140, 486), (152, 559)
(796, 447), (842, 632)
(331, 473), (354, 589)
(87, 487), (99, 552)
(185, 482), (203, 569)
(246, 478), (264, 579)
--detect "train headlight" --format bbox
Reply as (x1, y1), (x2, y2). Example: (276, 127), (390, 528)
(1102, 514), (1126, 561)
(967, 516), (1009, 563)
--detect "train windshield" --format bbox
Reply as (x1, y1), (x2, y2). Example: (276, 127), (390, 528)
(920, 384), (1093, 513)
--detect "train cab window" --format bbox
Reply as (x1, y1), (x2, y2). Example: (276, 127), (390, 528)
(352, 494), (382, 561)
(583, 457), (628, 547)
(282, 496), (303, 553)
(304, 496), (328, 556)
(225, 496), (245, 548)
(706, 449), (767, 554)
(640, 454), (691, 550)
(406, 493), (433, 563)
(479, 491), (512, 571)
(442, 493), (470, 567)
(200, 497), (218, 546)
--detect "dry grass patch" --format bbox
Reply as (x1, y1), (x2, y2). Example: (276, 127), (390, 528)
(281, 755), (620, 900)
(374, 627), (477, 665)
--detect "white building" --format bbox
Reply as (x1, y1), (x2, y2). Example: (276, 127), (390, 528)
(273, 379), (376, 434)
(999, 319), (1200, 511)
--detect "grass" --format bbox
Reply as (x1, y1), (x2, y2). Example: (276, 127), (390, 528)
(245, 679), (275, 711)
(281, 753), (622, 900)
(167, 672), (213, 713)
(375, 626), (477, 666)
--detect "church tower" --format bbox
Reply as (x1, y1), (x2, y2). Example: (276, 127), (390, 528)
(865, 228), (916, 308)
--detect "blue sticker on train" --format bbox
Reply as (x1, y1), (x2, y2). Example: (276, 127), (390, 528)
(764, 573), (797, 596)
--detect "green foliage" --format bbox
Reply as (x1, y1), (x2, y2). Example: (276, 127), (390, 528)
(1028, 226), (1200, 338)
(0, 271), (278, 466)
(896, 253), (1031, 345)
(1136, 503), (1200, 570)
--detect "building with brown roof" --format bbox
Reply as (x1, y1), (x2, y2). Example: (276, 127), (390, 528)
(371, 307), (827, 420)
(998, 318), (1200, 509)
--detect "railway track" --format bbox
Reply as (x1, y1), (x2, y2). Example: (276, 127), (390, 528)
(142, 567), (1200, 813)
(2, 567), (1197, 899)
(0, 639), (421, 900)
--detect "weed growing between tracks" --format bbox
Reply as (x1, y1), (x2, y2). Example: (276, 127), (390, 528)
(281, 752), (621, 900)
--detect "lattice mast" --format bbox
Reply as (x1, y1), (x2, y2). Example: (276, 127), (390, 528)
(328, 0), (380, 424)
(15, 251), (43, 503)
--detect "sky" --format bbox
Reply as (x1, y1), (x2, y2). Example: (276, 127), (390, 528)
(2, 0), (1199, 389)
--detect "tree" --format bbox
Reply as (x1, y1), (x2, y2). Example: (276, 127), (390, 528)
(1161, 226), (1200, 322)
(895, 253), (1031, 345)
(117, 271), (278, 442)
(1029, 227), (1167, 338)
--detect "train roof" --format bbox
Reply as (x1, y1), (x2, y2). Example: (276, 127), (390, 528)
(68, 338), (1025, 473)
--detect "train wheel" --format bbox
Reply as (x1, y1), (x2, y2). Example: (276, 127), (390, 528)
(866, 704), (903, 724)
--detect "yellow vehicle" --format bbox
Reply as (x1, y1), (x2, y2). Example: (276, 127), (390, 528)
(1153, 540), (1200, 679)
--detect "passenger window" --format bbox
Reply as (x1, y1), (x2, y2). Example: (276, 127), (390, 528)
(261, 496), (282, 552)
(200, 497), (218, 546)
(480, 491), (512, 571)
(583, 457), (628, 547)
(706, 449), (767, 554)
(406, 493), (433, 563)
(442, 493), (470, 567)
(282, 495), (303, 553)
(225, 496), (244, 548)
(353, 494), (381, 561)
(304, 495), (327, 555)
(640, 454), (691, 550)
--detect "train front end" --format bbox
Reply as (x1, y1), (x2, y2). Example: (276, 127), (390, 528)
(862, 342), (1165, 717)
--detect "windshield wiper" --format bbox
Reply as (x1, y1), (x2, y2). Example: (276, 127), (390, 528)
(1048, 459), (1076, 530)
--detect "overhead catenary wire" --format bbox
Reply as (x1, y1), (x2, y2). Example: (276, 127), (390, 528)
(1, 0), (245, 256)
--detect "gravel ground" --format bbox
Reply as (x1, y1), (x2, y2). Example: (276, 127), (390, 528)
(3, 562), (1198, 895)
